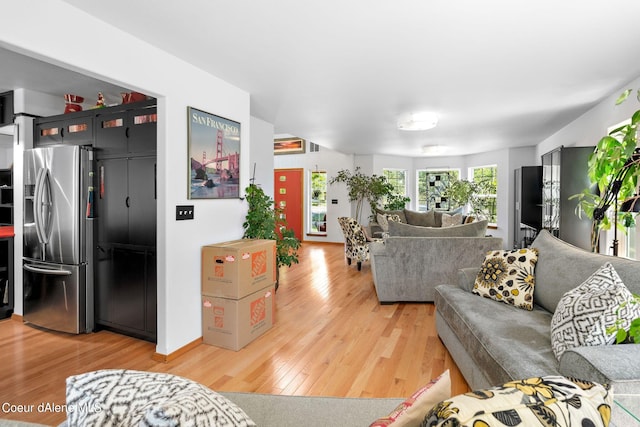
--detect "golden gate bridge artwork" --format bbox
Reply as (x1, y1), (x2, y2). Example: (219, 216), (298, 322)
(188, 107), (241, 199)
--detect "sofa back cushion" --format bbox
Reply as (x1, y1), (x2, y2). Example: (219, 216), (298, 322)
(388, 219), (488, 237)
(403, 209), (437, 227)
(531, 230), (640, 312)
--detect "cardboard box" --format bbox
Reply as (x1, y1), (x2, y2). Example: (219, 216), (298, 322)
(202, 239), (276, 299)
(202, 285), (276, 351)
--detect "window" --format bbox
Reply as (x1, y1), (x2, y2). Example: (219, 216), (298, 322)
(416, 169), (460, 211)
(469, 165), (498, 224)
(383, 168), (407, 200)
(309, 170), (327, 235)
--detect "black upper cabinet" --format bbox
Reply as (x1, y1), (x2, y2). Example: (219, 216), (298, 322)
(35, 112), (94, 146)
(95, 106), (157, 157)
(0, 91), (14, 126)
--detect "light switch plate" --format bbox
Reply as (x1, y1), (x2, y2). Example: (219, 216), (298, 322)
(176, 205), (194, 220)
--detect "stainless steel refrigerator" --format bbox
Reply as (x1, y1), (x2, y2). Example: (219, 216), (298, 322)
(23, 145), (95, 334)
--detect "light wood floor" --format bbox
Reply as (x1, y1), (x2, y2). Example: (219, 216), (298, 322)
(0, 242), (468, 425)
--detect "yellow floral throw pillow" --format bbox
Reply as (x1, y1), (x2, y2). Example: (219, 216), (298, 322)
(473, 248), (538, 310)
(422, 376), (612, 427)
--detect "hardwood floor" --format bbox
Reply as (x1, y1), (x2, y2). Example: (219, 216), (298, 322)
(0, 242), (468, 425)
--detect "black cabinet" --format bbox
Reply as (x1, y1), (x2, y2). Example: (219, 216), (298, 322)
(95, 106), (156, 156)
(94, 106), (157, 342)
(35, 112), (94, 146)
(0, 237), (14, 319)
(0, 169), (12, 226)
(0, 91), (14, 127)
(514, 166), (542, 248)
(97, 157), (156, 247)
(542, 146), (595, 251)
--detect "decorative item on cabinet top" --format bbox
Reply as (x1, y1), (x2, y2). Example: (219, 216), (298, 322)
(34, 98), (157, 148)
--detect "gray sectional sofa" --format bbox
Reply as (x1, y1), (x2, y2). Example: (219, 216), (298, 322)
(369, 217), (503, 303)
(435, 230), (640, 425)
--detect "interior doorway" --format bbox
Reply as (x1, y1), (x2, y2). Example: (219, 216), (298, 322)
(274, 169), (303, 241)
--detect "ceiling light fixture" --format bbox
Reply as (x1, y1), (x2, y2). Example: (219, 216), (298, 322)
(421, 145), (446, 156)
(397, 112), (439, 131)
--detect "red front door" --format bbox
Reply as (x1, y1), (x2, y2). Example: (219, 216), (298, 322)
(274, 169), (303, 241)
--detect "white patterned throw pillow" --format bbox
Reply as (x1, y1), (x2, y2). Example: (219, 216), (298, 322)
(65, 369), (256, 426)
(550, 262), (640, 361)
(441, 213), (462, 228)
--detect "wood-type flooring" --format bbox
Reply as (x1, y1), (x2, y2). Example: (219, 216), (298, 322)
(0, 242), (468, 425)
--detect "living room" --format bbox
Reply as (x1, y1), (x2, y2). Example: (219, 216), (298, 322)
(2, 1), (640, 425)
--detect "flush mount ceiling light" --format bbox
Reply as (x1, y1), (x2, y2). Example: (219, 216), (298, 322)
(397, 112), (439, 131)
(421, 145), (446, 156)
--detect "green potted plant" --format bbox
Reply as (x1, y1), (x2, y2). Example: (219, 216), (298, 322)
(571, 89), (640, 252)
(242, 183), (301, 288)
(606, 294), (640, 344)
(443, 178), (494, 219)
(329, 167), (398, 223)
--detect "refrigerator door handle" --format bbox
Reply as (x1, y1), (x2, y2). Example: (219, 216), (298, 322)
(23, 264), (73, 276)
(34, 167), (52, 245)
(33, 168), (45, 244)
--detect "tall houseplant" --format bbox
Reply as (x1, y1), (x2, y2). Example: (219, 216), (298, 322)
(329, 167), (398, 223)
(242, 183), (301, 284)
(443, 178), (494, 219)
(571, 89), (640, 251)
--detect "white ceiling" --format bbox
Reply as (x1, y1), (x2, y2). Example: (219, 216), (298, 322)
(10, 1), (640, 157)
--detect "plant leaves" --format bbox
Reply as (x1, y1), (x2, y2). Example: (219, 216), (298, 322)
(616, 89), (632, 105)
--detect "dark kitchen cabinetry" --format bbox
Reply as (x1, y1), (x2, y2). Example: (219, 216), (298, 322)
(0, 169), (13, 226)
(95, 107), (157, 155)
(94, 104), (157, 342)
(35, 111), (94, 146)
(541, 146), (594, 251)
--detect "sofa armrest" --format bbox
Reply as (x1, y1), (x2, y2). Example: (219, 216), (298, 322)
(559, 345), (640, 395)
(457, 267), (479, 292)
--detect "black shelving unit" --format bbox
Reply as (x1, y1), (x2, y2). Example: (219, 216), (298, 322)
(0, 168), (13, 319)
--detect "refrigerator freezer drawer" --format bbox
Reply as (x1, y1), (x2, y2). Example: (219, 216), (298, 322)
(23, 260), (87, 334)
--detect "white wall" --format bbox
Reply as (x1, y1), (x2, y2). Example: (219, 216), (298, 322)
(536, 76), (640, 257)
(275, 142), (354, 243)
(249, 117), (275, 198)
(1, 1), (250, 355)
(536, 77), (640, 159)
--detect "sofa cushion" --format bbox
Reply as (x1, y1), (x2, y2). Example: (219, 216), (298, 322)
(422, 375), (612, 427)
(403, 209), (436, 227)
(550, 262), (640, 360)
(376, 208), (407, 224)
(532, 230), (640, 313)
(369, 370), (450, 427)
(435, 284), (561, 386)
(388, 220), (488, 238)
(65, 369), (256, 426)
(376, 213), (401, 232)
(472, 248), (538, 311)
(441, 213), (462, 227)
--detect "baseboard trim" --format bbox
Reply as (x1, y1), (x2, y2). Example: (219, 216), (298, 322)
(152, 336), (203, 363)
(11, 313), (23, 322)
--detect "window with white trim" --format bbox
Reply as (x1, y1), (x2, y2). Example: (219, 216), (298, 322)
(469, 165), (498, 224)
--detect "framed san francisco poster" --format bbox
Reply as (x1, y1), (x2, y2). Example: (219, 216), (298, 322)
(188, 106), (241, 199)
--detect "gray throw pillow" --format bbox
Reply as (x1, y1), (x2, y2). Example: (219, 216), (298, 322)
(403, 209), (436, 227)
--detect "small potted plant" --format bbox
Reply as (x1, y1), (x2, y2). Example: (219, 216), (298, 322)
(242, 183), (301, 289)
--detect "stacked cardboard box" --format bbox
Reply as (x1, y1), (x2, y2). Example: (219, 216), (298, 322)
(201, 239), (276, 351)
